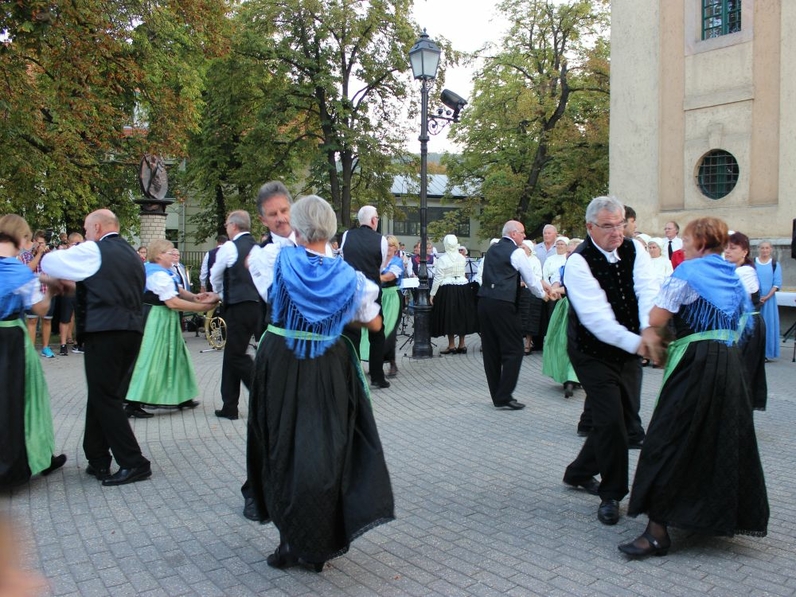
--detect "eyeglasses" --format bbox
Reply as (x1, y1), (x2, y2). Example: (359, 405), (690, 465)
(592, 222), (627, 232)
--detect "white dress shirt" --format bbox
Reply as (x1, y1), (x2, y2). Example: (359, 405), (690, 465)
(563, 237), (659, 355)
(247, 232), (297, 301)
(209, 232), (253, 300)
(40, 233), (116, 281)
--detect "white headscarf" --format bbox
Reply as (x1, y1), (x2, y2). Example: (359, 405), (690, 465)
(443, 234), (459, 255)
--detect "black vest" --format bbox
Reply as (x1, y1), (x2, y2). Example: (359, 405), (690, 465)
(478, 237), (520, 304)
(205, 246), (221, 292)
(568, 236), (639, 363)
(223, 234), (260, 305)
(76, 235), (145, 335)
(342, 226), (382, 285)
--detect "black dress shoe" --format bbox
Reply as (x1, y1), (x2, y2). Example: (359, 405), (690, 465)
(563, 382), (575, 398)
(215, 409), (239, 420)
(598, 499), (620, 525)
(243, 497), (261, 521)
(125, 404), (154, 418)
(178, 400), (200, 410)
(102, 464), (152, 486)
(86, 464), (111, 481)
(41, 454), (67, 476)
(576, 427), (591, 437)
(266, 544), (299, 569)
(497, 399), (525, 410)
(618, 531), (671, 557)
(564, 476), (600, 496)
(371, 379), (390, 389)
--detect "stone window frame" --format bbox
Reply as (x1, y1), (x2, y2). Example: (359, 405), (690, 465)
(685, 0), (753, 56)
(695, 149), (740, 200)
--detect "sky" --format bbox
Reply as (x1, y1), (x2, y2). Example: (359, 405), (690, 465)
(408, 2), (511, 153)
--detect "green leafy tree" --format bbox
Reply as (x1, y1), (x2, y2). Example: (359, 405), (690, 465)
(185, 0), (443, 231)
(445, 0), (610, 240)
(0, 0), (228, 233)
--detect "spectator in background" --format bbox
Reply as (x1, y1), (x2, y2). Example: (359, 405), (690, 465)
(431, 234), (478, 355)
(21, 230), (56, 358)
(535, 224), (558, 266)
(663, 221), (683, 261)
(755, 241), (781, 361)
(137, 246), (147, 262)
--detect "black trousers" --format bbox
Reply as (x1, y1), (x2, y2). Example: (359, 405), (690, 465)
(563, 348), (644, 500)
(220, 301), (260, 412)
(343, 307), (387, 384)
(83, 331), (148, 470)
(478, 297), (524, 406)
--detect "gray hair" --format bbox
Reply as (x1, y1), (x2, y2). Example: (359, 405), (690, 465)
(585, 196), (625, 224)
(256, 181), (293, 216)
(227, 210), (251, 231)
(357, 205), (378, 225)
(291, 195), (338, 243)
(501, 220), (522, 237)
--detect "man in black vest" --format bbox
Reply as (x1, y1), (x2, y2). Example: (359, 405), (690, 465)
(562, 196), (659, 526)
(199, 235), (228, 293)
(210, 210), (262, 420)
(41, 209), (151, 486)
(477, 220), (547, 410)
(341, 205), (390, 389)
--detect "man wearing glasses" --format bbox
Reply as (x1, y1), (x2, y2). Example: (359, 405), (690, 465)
(477, 220), (547, 411)
(561, 196), (659, 527)
(210, 210), (262, 420)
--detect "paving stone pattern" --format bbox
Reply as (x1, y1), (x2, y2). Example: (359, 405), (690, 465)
(3, 331), (796, 596)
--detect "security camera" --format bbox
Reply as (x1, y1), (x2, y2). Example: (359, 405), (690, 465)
(440, 89), (467, 121)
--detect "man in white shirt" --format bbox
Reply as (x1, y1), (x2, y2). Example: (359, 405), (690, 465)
(477, 221), (547, 410)
(663, 221), (683, 261)
(209, 210), (262, 420)
(561, 196), (660, 527)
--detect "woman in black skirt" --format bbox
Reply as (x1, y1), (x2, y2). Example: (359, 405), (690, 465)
(247, 196), (394, 572)
(620, 217), (768, 558)
(430, 234), (479, 354)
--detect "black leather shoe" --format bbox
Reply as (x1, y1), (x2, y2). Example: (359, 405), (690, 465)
(266, 544), (299, 569)
(41, 454), (67, 476)
(86, 464), (111, 481)
(215, 409), (239, 420)
(371, 379), (390, 389)
(178, 400), (200, 410)
(102, 464), (152, 486)
(598, 499), (620, 525)
(577, 427), (591, 437)
(564, 476), (600, 496)
(563, 382), (575, 398)
(497, 399), (525, 410)
(243, 497), (260, 521)
(125, 404), (154, 418)
(618, 531), (671, 557)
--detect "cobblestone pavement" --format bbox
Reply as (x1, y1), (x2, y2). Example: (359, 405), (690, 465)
(3, 330), (796, 596)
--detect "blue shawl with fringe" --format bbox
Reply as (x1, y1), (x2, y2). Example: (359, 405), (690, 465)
(0, 257), (36, 320)
(270, 246), (359, 359)
(670, 253), (753, 343)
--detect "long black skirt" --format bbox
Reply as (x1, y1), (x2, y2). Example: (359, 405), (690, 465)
(430, 283), (479, 338)
(740, 313), (767, 411)
(0, 325), (29, 488)
(247, 332), (395, 563)
(518, 288), (543, 336)
(627, 340), (769, 537)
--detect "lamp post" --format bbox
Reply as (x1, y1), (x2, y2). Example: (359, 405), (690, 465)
(408, 29), (441, 359)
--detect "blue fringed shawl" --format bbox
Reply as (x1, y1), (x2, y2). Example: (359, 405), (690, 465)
(270, 246), (359, 359)
(0, 257), (36, 320)
(670, 253), (753, 344)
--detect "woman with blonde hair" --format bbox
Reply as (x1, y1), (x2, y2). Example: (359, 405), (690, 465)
(124, 239), (219, 417)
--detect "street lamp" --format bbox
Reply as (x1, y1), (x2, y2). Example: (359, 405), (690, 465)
(408, 29), (441, 359)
